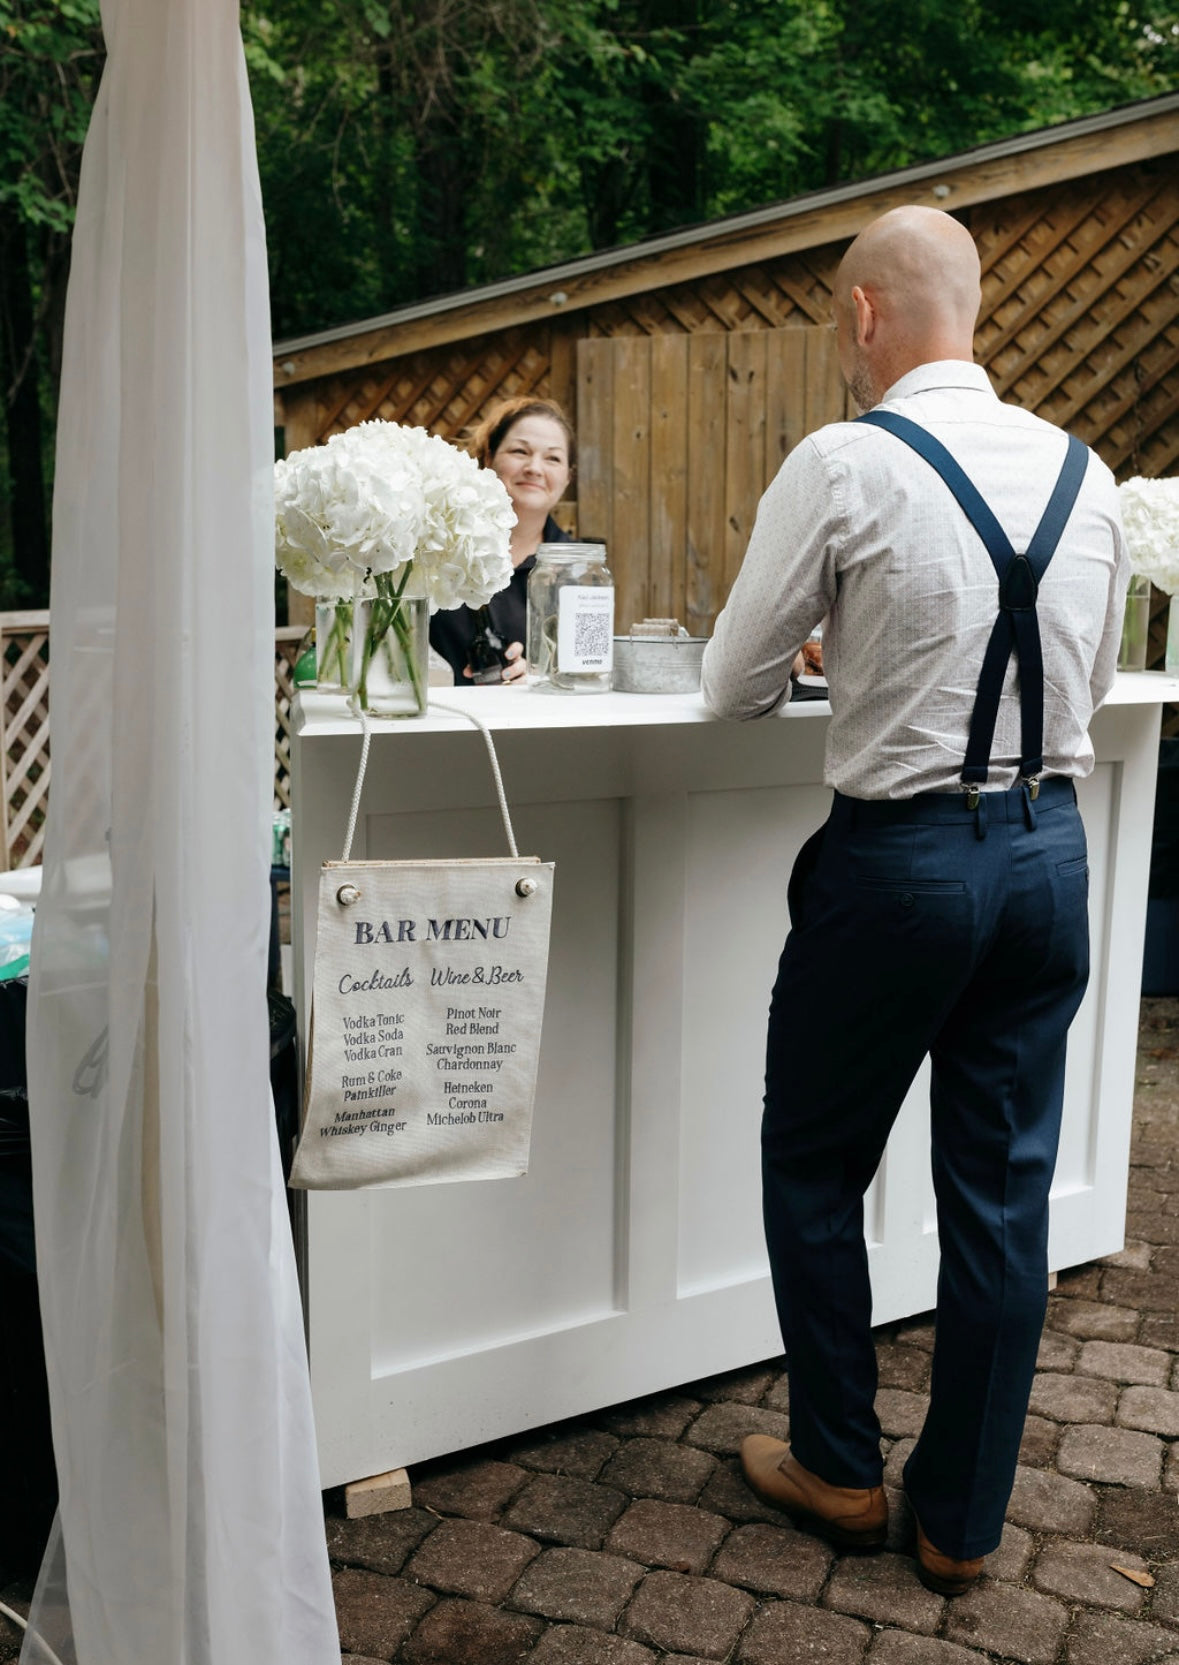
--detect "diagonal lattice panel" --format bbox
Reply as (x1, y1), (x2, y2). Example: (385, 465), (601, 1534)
(1, 628), (50, 868)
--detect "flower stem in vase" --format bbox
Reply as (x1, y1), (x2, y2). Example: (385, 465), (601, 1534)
(314, 597), (354, 691)
(1118, 574), (1152, 674)
(352, 566), (428, 717)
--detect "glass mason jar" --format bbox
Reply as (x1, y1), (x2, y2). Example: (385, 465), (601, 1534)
(527, 543), (615, 693)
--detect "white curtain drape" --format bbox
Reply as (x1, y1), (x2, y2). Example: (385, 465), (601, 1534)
(23, 1), (338, 1659)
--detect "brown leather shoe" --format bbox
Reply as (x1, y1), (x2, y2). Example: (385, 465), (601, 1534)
(740, 1436), (887, 1551)
(914, 1519), (984, 1596)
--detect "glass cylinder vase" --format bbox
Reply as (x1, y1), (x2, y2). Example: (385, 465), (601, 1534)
(349, 573), (429, 718)
(1118, 573), (1152, 673)
(1167, 591), (1179, 677)
(314, 596), (354, 692)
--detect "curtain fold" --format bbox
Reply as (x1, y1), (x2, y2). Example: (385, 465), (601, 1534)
(23, 1), (338, 1658)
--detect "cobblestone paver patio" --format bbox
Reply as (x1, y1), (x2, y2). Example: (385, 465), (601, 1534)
(2, 1001), (1176, 1664)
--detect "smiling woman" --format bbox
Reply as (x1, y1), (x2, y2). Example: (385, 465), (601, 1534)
(429, 397), (575, 685)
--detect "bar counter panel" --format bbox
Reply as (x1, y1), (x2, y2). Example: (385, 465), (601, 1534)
(292, 675), (1176, 1489)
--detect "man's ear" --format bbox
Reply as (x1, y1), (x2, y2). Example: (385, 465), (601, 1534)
(851, 284), (876, 345)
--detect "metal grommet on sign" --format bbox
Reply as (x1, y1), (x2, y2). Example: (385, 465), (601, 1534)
(336, 884), (362, 907)
(515, 877), (538, 898)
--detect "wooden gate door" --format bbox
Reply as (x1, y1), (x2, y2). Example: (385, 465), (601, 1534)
(576, 327), (850, 635)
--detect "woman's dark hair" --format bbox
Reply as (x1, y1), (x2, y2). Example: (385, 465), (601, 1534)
(469, 397), (576, 470)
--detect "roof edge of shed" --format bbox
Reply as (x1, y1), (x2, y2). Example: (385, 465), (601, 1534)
(274, 91), (1179, 390)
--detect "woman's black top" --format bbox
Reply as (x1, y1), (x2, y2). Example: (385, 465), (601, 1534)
(429, 515), (571, 685)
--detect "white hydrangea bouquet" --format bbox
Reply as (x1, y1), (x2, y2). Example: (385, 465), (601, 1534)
(275, 420), (515, 713)
(1116, 475), (1179, 675)
(1118, 476), (1179, 594)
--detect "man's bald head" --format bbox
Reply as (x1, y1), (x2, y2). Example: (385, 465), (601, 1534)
(833, 207), (981, 410)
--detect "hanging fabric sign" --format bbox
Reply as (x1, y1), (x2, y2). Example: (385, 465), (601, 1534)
(290, 704), (554, 1190)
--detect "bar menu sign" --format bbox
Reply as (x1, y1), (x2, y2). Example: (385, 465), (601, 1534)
(290, 857), (555, 1191)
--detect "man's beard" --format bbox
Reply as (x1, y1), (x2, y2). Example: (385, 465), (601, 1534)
(845, 355), (877, 414)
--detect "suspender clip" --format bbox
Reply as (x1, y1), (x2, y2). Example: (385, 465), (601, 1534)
(963, 786), (981, 811)
(1022, 774), (1041, 802)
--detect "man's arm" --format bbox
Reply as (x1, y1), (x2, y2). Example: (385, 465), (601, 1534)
(1089, 510), (1131, 712)
(701, 437), (841, 719)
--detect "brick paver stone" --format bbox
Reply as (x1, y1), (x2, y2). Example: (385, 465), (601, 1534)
(709, 1520), (832, 1600)
(883, 1437), (917, 1490)
(1099, 1242), (1152, 1270)
(823, 1551), (944, 1633)
(1076, 1340), (1172, 1385)
(1027, 1371), (1117, 1423)
(598, 1396), (702, 1440)
(1045, 1300), (1140, 1342)
(761, 1375), (791, 1413)
(985, 1523), (1033, 1584)
(1056, 1423), (1163, 1487)
(688, 1364), (781, 1405)
(883, 1486), (911, 1553)
(1035, 1330), (1080, 1371)
(869, 1632), (993, 1665)
(1095, 1486), (1179, 1556)
(605, 1499), (730, 1575)
(507, 1546), (644, 1629)
(331, 1568), (435, 1659)
(511, 1427), (621, 1479)
(400, 1596), (544, 1665)
(618, 1569), (755, 1659)
(1167, 1436), (1179, 1485)
(528, 1625), (657, 1665)
(875, 1343), (932, 1392)
(892, 1318), (937, 1351)
(325, 1505), (438, 1575)
(682, 1402), (792, 1456)
(1148, 1559), (1179, 1626)
(1030, 1541), (1149, 1614)
(1124, 1210), (1179, 1246)
(1116, 1384), (1179, 1436)
(501, 1474), (628, 1549)
(695, 1459), (790, 1527)
(1140, 1311), (1179, 1352)
(737, 1601), (871, 1665)
(410, 1457), (528, 1521)
(942, 1582), (1068, 1665)
(1018, 1415), (1060, 1468)
(404, 1517), (540, 1601)
(1056, 1265), (1105, 1300)
(874, 1389), (929, 1438)
(1064, 1610), (1179, 1665)
(1102, 1268), (1179, 1312)
(597, 1437), (717, 1503)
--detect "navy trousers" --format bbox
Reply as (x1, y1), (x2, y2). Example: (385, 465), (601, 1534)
(762, 778), (1090, 1559)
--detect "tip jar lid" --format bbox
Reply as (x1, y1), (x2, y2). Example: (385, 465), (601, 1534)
(534, 542), (609, 562)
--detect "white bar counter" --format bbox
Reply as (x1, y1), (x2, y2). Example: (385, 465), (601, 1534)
(291, 672), (1178, 1489)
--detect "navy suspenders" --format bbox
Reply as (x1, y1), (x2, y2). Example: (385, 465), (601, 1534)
(856, 410), (1089, 805)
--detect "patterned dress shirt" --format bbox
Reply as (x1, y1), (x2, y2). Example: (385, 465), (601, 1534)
(701, 360), (1130, 799)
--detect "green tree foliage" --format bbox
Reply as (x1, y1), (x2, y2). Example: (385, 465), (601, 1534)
(2, 0), (1177, 597)
(248, 0), (1179, 339)
(0, 0), (103, 603)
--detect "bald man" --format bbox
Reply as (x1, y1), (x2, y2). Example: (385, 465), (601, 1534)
(702, 207), (1128, 1594)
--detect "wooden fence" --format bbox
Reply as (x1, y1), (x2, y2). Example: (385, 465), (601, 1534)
(0, 615), (309, 869)
(276, 151), (1179, 678)
(576, 326), (850, 635)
